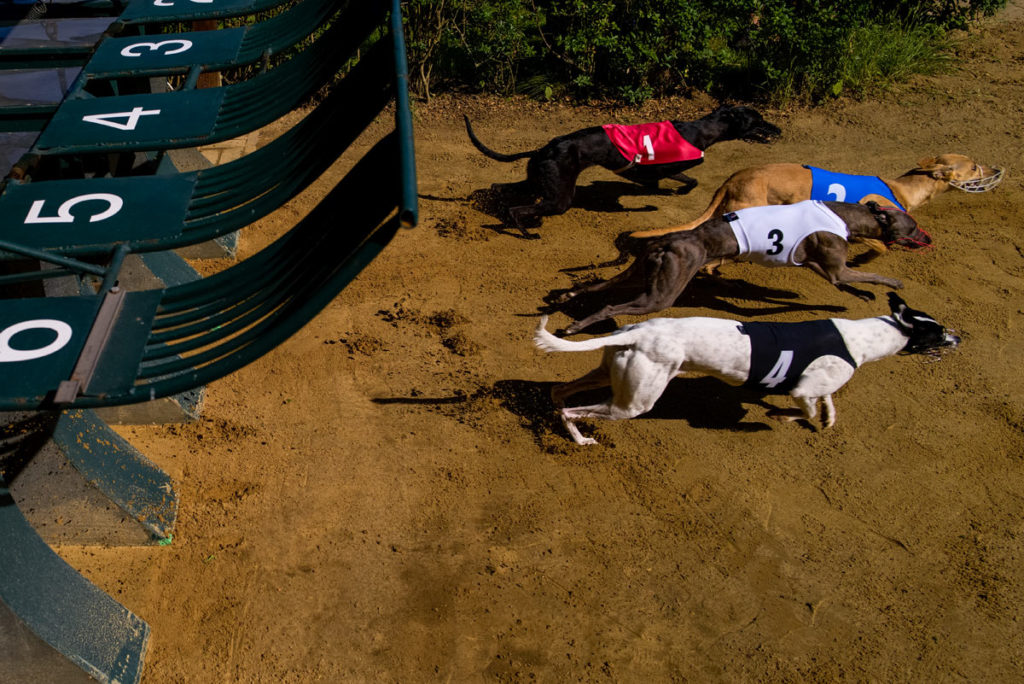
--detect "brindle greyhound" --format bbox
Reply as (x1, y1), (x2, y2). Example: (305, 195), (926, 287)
(464, 106), (780, 236)
(552, 200), (930, 336)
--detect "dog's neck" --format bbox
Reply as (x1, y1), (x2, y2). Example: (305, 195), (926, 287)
(685, 120), (731, 150)
(885, 170), (952, 211)
(835, 316), (911, 365)
(845, 215), (892, 242)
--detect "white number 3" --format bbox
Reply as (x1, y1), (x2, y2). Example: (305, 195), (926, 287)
(120, 40), (193, 58)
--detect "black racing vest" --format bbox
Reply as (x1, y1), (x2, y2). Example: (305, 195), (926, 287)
(740, 320), (858, 394)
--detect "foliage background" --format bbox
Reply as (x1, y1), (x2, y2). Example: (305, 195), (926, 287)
(402, 0), (1006, 103)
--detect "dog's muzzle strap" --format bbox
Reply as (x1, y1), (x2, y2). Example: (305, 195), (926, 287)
(950, 167), (1004, 193)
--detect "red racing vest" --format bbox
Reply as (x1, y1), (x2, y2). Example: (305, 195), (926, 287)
(602, 121), (704, 166)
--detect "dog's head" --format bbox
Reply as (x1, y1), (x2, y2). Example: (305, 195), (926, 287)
(865, 201), (931, 249)
(915, 154), (1003, 192)
(708, 105), (781, 144)
(887, 293), (960, 355)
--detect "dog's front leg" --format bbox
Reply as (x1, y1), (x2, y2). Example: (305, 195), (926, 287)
(804, 260), (903, 300)
(820, 395), (836, 428)
(767, 396), (819, 428)
(669, 172), (698, 194)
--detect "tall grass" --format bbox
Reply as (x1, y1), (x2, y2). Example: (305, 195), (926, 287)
(763, 17), (953, 104)
(837, 18), (952, 96)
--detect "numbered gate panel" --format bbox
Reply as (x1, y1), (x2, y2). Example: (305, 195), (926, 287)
(35, 89), (224, 153)
(0, 174), (196, 254)
(0, 296), (101, 404)
(116, 0), (289, 23)
(86, 28), (247, 78)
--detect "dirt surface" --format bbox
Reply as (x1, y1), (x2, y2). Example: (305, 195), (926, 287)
(57, 8), (1024, 682)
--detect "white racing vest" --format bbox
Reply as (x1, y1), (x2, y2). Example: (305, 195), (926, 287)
(726, 200), (849, 267)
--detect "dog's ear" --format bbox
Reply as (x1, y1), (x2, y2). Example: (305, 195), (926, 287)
(887, 292), (912, 329)
(887, 292), (907, 311)
(866, 201), (894, 227)
(917, 157), (955, 181)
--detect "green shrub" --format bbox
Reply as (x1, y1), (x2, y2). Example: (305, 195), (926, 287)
(401, 0), (1006, 103)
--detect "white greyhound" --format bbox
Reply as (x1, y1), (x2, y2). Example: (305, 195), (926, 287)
(535, 293), (959, 445)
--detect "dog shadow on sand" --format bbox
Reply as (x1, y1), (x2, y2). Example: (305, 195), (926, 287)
(371, 376), (775, 445)
(420, 179), (687, 240)
(493, 378), (775, 437)
(540, 273), (850, 335)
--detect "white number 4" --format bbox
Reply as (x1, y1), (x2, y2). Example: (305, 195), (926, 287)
(760, 350), (794, 388)
(82, 107), (161, 131)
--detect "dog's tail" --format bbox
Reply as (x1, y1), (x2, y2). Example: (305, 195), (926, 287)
(464, 115), (538, 162)
(535, 315), (636, 353)
(627, 182), (731, 239)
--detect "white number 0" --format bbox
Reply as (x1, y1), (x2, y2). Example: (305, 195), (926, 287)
(82, 107), (161, 131)
(0, 320), (73, 363)
(120, 40), (193, 58)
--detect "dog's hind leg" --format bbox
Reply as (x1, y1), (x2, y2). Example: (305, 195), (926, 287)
(510, 159), (581, 233)
(563, 242), (707, 334)
(553, 259), (648, 305)
(550, 362), (612, 445)
(551, 364), (611, 407)
(559, 360), (677, 445)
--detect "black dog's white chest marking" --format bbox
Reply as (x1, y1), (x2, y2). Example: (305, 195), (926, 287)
(740, 320), (858, 393)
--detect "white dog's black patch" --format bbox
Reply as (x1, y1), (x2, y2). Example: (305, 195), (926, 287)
(740, 320), (857, 393)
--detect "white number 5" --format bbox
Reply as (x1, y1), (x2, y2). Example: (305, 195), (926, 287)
(24, 194), (124, 224)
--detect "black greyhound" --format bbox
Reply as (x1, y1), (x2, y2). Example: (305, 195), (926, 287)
(464, 106), (781, 236)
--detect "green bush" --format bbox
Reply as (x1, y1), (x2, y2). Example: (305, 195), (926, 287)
(402, 0), (1006, 103)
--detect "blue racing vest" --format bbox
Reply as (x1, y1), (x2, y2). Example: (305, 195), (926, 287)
(740, 319), (858, 394)
(804, 166), (905, 210)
